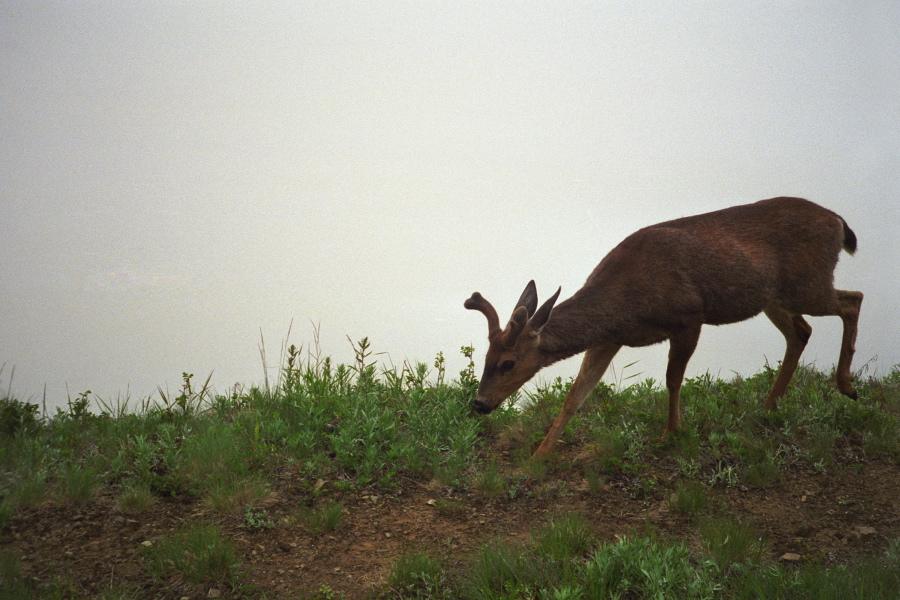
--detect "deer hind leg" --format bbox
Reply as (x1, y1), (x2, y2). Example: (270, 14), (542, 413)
(662, 325), (702, 439)
(532, 344), (621, 459)
(763, 305), (812, 410)
(834, 290), (863, 399)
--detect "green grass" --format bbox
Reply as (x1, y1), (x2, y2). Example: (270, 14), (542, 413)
(2, 348), (900, 598)
(141, 522), (244, 587)
(382, 517), (900, 599)
(294, 500), (345, 534)
(670, 479), (709, 515)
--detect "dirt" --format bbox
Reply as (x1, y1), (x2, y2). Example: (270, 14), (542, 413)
(4, 446), (900, 599)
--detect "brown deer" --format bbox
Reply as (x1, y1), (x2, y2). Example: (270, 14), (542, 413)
(465, 197), (863, 459)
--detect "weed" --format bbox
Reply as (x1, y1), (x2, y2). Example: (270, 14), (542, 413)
(432, 498), (467, 517)
(117, 480), (154, 513)
(708, 461), (740, 488)
(141, 522), (244, 587)
(676, 457), (702, 478)
(584, 536), (719, 599)
(532, 513), (595, 562)
(387, 551), (452, 599)
(57, 463), (98, 504)
(205, 475), (270, 514)
(583, 467), (605, 496)
(744, 454), (781, 488)
(241, 505), (275, 530)
(0, 397), (39, 437)
(670, 480), (709, 515)
(296, 501), (344, 534)
(474, 459), (507, 499)
(700, 516), (765, 568)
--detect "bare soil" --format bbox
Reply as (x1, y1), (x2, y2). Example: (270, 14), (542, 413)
(4, 446), (900, 599)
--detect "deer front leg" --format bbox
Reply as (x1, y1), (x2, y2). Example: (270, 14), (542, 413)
(662, 325), (701, 439)
(532, 344), (620, 459)
(763, 305), (812, 410)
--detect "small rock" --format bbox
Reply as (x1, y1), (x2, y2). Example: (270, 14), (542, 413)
(207, 589), (221, 599)
(141, 541), (153, 547)
(385, 532), (392, 538)
(780, 553), (801, 562)
(858, 526), (876, 536)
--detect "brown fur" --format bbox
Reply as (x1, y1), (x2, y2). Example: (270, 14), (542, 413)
(465, 197), (863, 459)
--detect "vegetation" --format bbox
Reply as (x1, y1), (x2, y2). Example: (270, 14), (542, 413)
(1, 341), (899, 598)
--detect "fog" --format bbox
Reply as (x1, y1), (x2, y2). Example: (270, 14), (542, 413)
(2, 2), (898, 411)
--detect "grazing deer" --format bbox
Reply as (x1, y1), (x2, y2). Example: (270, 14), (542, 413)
(465, 197), (862, 459)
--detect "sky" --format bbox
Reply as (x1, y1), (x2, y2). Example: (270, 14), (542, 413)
(2, 2), (898, 412)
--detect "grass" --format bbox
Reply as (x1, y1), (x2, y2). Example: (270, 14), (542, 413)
(670, 479), (709, 515)
(381, 517), (900, 599)
(141, 522), (244, 587)
(293, 500), (345, 534)
(1, 346), (900, 598)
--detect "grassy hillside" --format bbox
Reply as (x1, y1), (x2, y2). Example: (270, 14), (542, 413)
(1, 340), (899, 599)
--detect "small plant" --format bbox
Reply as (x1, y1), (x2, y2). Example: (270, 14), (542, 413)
(156, 372), (212, 419)
(546, 586), (584, 600)
(474, 459), (507, 499)
(708, 461), (740, 488)
(584, 535), (718, 599)
(141, 522), (243, 587)
(676, 457), (702, 478)
(583, 467), (605, 496)
(670, 480), (709, 515)
(532, 513), (595, 562)
(744, 455), (781, 488)
(296, 501), (344, 534)
(700, 516), (765, 568)
(57, 463), (99, 505)
(204, 475), (270, 514)
(310, 584), (347, 600)
(9, 471), (49, 509)
(117, 481), (154, 514)
(241, 505), (275, 530)
(387, 551), (451, 598)
(0, 501), (12, 531)
(0, 397), (39, 436)
(629, 476), (658, 500)
(432, 498), (467, 517)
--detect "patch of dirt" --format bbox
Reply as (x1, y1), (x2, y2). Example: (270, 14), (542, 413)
(4, 448), (900, 599)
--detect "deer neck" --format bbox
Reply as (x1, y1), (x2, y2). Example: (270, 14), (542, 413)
(537, 294), (618, 366)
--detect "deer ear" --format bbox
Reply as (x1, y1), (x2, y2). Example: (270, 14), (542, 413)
(528, 287), (560, 332)
(502, 306), (529, 347)
(514, 280), (539, 318)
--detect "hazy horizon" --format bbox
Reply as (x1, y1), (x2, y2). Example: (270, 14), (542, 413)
(2, 2), (898, 412)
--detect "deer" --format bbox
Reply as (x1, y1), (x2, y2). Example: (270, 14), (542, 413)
(465, 197), (863, 459)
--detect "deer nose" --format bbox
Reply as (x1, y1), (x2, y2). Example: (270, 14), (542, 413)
(473, 399), (491, 414)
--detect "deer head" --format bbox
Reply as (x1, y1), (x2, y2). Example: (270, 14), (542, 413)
(465, 280), (561, 414)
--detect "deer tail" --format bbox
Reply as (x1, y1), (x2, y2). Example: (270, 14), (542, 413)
(841, 218), (857, 255)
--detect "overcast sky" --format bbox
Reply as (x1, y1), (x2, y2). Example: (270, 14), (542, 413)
(2, 2), (898, 411)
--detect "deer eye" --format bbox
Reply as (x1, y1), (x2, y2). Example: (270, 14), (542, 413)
(499, 360), (516, 373)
